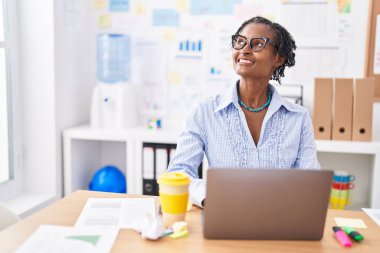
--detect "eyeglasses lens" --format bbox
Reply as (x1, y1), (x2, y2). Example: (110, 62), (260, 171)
(250, 38), (265, 51)
(232, 35), (246, 50)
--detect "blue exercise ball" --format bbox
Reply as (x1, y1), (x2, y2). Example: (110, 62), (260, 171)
(89, 165), (127, 193)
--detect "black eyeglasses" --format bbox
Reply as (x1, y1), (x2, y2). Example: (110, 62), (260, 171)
(231, 34), (272, 52)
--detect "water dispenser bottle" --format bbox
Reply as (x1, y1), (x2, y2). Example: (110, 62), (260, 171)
(97, 34), (131, 83)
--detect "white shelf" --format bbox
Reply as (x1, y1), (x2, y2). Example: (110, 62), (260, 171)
(65, 125), (181, 143)
(64, 125), (133, 141)
(63, 125), (380, 209)
(66, 125), (380, 153)
(316, 140), (380, 154)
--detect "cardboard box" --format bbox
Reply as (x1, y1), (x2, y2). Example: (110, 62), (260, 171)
(352, 78), (375, 141)
(332, 79), (353, 141)
(313, 78), (333, 140)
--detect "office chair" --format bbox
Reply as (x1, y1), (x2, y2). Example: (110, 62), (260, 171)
(0, 202), (20, 231)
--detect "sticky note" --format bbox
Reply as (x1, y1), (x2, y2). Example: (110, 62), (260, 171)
(92, 0), (107, 9)
(338, 0), (351, 14)
(168, 72), (182, 85)
(176, 0), (190, 13)
(153, 9), (179, 27)
(98, 14), (112, 28)
(334, 218), (367, 228)
(132, 2), (147, 15)
(162, 29), (177, 43)
(109, 0), (130, 12)
(169, 229), (189, 239)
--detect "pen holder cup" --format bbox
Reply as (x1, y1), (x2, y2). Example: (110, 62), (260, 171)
(330, 171), (355, 209)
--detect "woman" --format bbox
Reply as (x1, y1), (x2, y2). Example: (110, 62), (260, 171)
(167, 16), (320, 207)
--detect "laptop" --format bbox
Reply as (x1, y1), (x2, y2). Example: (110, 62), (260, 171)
(203, 168), (333, 240)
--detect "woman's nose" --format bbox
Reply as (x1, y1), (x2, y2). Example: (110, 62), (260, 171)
(240, 47), (252, 56)
(239, 44), (252, 55)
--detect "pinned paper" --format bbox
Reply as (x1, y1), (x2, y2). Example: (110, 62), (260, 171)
(112, 15), (149, 31)
(109, 0), (130, 12)
(191, 0), (242, 15)
(334, 218), (367, 228)
(98, 14), (112, 28)
(153, 9), (180, 27)
(234, 3), (263, 21)
(92, 0), (107, 9)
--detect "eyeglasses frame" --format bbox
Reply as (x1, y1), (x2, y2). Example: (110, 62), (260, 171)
(231, 34), (273, 52)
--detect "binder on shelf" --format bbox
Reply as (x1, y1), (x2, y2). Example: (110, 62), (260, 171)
(332, 78), (353, 141)
(156, 148), (168, 178)
(352, 78), (375, 141)
(169, 148), (176, 161)
(141, 142), (202, 196)
(142, 147), (156, 195)
(313, 78), (333, 140)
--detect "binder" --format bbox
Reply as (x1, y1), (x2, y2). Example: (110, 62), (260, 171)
(141, 143), (203, 196)
(169, 148), (176, 161)
(313, 78), (333, 140)
(142, 147), (156, 195)
(352, 78), (375, 141)
(332, 78), (353, 141)
(156, 148), (168, 178)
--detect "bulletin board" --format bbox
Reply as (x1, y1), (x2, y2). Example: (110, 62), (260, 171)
(87, 0), (369, 128)
(365, 0), (380, 99)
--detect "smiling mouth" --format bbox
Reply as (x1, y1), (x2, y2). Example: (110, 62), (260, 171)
(238, 58), (254, 64)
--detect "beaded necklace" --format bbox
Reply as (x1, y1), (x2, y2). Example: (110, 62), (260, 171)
(238, 87), (271, 112)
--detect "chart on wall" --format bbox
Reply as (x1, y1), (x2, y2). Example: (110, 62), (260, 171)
(89, 0), (367, 126)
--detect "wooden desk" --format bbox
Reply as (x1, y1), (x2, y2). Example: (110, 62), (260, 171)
(1, 190), (379, 253)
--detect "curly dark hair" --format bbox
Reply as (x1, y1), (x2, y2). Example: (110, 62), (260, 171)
(234, 16), (296, 84)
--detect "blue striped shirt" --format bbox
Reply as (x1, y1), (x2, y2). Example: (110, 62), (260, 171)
(168, 83), (320, 207)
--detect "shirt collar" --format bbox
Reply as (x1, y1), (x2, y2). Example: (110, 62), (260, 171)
(214, 81), (303, 113)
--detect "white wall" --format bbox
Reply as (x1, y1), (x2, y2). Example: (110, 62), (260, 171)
(54, 0), (94, 195)
(17, 0), (93, 199)
(19, 1), (56, 194)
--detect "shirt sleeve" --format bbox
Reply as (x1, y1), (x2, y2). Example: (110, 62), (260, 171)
(167, 102), (207, 208)
(294, 111), (321, 169)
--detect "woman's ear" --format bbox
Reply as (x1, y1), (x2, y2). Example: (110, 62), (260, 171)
(275, 55), (285, 68)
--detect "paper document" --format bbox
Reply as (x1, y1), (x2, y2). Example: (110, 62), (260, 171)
(362, 208), (380, 226)
(334, 218), (367, 228)
(16, 225), (118, 253)
(75, 198), (156, 231)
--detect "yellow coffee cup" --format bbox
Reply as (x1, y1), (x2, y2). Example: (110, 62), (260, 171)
(157, 172), (190, 227)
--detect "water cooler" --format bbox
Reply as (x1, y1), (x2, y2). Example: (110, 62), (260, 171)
(91, 34), (137, 129)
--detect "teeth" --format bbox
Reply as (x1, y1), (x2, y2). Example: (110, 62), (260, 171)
(239, 59), (253, 63)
